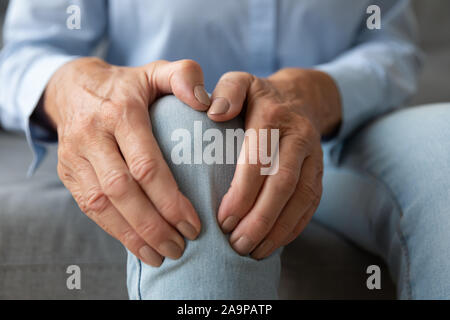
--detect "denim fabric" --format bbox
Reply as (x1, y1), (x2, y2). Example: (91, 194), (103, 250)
(127, 96), (282, 299)
(127, 96), (450, 300)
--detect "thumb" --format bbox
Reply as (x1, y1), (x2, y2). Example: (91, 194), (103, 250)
(207, 71), (254, 122)
(143, 59), (211, 111)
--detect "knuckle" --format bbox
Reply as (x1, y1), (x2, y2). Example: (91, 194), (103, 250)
(297, 117), (318, 140)
(57, 163), (70, 182)
(56, 159), (76, 185)
(231, 189), (249, 208)
(290, 134), (311, 153)
(63, 127), (99, 150)
(156, 195), (179, 218)
(61, 130), (87, 150)
(99, 100), (125, 125)
(83, 188), (109, 216)
(219, 71), (252, 86)
(102, 170), (131, 199)
(100, 99), (121, 113)
(219, 71), (236, 81)
(71, 190), (84, 208)
(274, 167), (298, 194)
(136, 221), (159, 239)
(119, 229), (141, 248)
(80, 114), (100, 131)
(129, 157), (159, 183)
(176, 59), (201, 74)
(250, 77), (269, 94)
(70, 113), (103, 138)
(262, 105), (289, 127)
(217, 77), (241, 91)
(57, 132), (71, 147)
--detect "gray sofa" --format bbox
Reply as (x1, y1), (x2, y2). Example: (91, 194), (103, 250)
(1, 1), (449, 299)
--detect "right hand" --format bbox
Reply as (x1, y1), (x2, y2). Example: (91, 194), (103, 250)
(43, 57), (212, 267)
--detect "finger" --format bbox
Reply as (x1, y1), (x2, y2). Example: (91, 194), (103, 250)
(217, 131), (266, 234)
(143, 59), (211, 111)
(228, 134), (308, 256)
(282, 148), (323, 247)
(73, 159), (164, 267)
(207, 71), (254, 121)
(84, 136), (186, 260)
(281, 203), (317, 247)
(251, 150), (323, 260)
(114, 107), (201, 240)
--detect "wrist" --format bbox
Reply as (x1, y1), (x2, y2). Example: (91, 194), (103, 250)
(268, 68), (342, 137)
(43, 57), (110, 130)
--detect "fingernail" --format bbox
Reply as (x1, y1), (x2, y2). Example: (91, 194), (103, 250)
(221, 215), (239, 234)
(139, 245), (163, 267)
(251, 239), (274, 260)
(177, 221), (199, 240)
(159, 240), (183, 260)
(194, 85), (211, 106)
(231, 236), (254, 255)
(208, 97), (230, 115)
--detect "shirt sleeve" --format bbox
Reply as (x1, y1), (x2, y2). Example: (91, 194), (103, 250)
(0, 0), (107, 175)
(316, 0), (423, 156)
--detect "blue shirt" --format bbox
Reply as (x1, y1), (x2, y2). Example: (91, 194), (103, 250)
(0, 0), (421, 174)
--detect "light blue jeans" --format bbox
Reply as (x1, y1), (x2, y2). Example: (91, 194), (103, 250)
(127, 96), (450, 299)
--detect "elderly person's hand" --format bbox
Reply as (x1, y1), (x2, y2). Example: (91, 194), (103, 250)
(43, 57), (212, 267)
(209, 68), (342, 259)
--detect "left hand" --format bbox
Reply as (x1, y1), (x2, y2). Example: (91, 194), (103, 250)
(207, 68), (342, 259)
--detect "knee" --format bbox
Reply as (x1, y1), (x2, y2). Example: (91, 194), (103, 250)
(148, 95), (243, 219)
(149, 95), (244, 174)
(149, 94), (244, 147)
(150, 95), (208, 135)
(148, 95), (243, 227)
(127, 96), (281, 299)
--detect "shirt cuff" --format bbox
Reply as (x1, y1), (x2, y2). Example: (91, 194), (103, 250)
(315, 61), (385, 163)
(20, 54), (80, 176)
(316, 63), (383, 139)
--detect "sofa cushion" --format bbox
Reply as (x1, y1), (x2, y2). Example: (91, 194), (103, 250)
(0, 130), (128, 299)
(0, 130), (395, 299)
